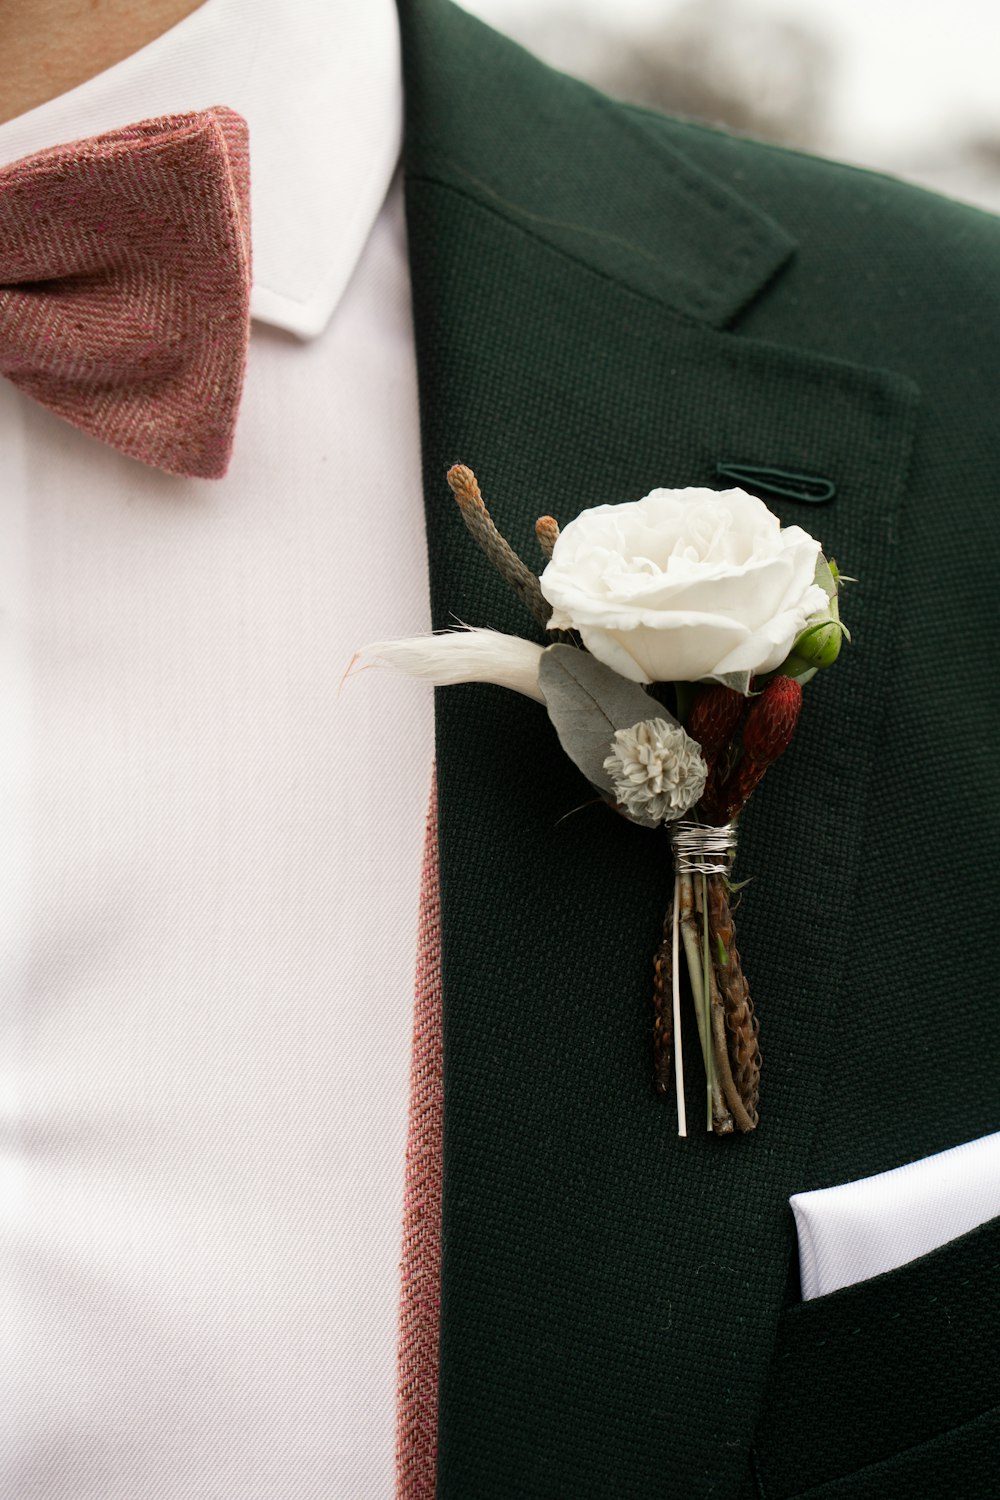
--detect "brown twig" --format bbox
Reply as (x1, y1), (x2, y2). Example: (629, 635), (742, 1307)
(446, 465), (551, 629)
(651, 897), (674, 1095)
(694, 878), (755, 1133)
(706, 874), (761, 1128)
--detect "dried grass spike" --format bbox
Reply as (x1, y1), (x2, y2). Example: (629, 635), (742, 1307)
(446, 465), (550, 628)
(706, 874), (760, 1126)
(535, 515), (560, 559)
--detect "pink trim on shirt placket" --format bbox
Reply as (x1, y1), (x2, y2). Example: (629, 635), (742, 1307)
(395, 772), (443, 1498)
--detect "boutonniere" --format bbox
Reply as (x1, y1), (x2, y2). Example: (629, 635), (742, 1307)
(354, 466), (848, 1137)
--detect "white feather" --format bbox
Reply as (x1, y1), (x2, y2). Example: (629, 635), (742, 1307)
(355, 627), (545, 703)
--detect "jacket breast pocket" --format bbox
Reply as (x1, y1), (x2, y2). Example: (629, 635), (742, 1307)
(750, 1212), (1000, 1499)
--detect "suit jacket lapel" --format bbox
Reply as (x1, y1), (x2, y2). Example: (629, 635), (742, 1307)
(397, 2), (919, 1494)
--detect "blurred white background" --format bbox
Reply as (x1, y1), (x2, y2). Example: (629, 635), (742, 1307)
(463, 0), (1000, 215)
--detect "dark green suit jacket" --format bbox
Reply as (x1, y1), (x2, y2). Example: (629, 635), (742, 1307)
(396, 2), (1000, 1494)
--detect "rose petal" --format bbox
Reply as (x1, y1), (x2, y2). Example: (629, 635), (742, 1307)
(538, 486), (829, 683)
(584, 615), (753, 683)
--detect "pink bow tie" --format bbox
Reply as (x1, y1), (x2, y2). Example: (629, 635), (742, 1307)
(0, 107), (251, 479)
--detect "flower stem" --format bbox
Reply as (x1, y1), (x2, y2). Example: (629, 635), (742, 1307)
(673, 681), (695, 725)
(678, 874), (732, 1133)
(672, 875), (686, 1136)
(701, 871), (713, 1132)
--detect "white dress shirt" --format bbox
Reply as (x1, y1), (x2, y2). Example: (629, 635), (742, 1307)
(5, 1), (996, 1493)
(0, 2), (432, 1495)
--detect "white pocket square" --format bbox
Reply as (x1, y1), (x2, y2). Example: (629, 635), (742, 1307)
(790, 1129), (1000, 1300)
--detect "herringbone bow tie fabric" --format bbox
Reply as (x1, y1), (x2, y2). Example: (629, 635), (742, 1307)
(0, 106), (251, 478)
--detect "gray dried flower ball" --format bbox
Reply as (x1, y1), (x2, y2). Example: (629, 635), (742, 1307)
(603, 717), (708, 827)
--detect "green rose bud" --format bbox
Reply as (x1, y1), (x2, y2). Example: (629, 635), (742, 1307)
(773, 554), (850, 684)
(782, 618), (843, 676)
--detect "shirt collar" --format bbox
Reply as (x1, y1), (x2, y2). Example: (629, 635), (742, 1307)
(0, 0), (403, 339)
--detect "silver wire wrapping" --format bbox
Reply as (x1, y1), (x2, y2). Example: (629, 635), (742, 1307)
(669, 819), (737, 876)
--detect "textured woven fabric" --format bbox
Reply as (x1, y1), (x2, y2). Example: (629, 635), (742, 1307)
(396, 773), (444, 1499)
(395, 1), (1000, 1495)
(753, 1212), (1000, 1496)
(0, 106), (251, 477)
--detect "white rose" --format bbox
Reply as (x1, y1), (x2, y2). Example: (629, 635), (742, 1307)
(538, 486), (828, 685)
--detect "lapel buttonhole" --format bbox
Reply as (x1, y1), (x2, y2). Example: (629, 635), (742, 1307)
(715, 461), (836, 504)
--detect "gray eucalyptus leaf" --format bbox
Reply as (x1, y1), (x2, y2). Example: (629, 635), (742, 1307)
(537, 644), (677, 796)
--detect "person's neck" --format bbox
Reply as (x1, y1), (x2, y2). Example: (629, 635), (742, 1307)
(0, 0), (207, 127)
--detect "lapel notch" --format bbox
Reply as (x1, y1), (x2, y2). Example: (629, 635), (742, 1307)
(397, 0), (796, 328)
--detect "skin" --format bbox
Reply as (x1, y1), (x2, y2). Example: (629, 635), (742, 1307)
(0, 0), (207, 125)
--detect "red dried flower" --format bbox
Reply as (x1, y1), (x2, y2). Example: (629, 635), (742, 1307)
(687, 685), (746, 768)
(741, 675), (803, 768)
